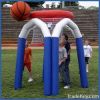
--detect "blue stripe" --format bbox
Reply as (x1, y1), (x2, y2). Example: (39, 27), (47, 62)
(51, 37), (59, 95)
(98, 0), (100, 97)
(0, 2), (2, 96)
(14, 38), (26, 89)
(43, 37), (52, 96)
(76, 38), (88, 88)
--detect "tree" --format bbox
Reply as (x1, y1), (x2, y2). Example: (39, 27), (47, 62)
(57, 2), (62, 8)
(2, 1), (45, 8)
(64, 1), (79, 6)
(2, 1), (15, 7)
(57, 1), (79, 8)
(50, 2), (56, 8)
(26, 1), (45, 8)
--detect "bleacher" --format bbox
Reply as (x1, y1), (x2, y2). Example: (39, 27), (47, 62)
(2, 8), (98, 47)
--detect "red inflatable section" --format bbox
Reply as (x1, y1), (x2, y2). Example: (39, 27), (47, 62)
(30, 10), (74, 19)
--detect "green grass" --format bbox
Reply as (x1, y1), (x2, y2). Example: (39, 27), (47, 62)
(2, 48), (98, 98)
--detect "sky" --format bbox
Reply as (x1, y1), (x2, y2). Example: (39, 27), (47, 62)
(43, 1), (99, 8)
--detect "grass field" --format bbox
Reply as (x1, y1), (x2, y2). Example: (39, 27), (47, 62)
(2, 48), (98, 98)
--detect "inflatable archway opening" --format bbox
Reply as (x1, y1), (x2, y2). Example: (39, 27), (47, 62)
(14, 10), (88, 96)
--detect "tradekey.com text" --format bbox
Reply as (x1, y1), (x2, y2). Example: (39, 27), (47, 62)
(68, 94), (99, 99)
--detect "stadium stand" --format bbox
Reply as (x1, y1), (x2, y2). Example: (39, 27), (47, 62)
(2, 8), (98, 47)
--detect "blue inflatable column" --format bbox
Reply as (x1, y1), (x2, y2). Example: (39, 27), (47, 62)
(14, 38), (26, 89)
(76, 38), (88, 88)
(43, 37), (52, 95)
(52, 37), (59, 95)
(42, 61), (44, 82)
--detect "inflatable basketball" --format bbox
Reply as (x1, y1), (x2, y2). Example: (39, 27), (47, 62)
(10, 1), (31, 21)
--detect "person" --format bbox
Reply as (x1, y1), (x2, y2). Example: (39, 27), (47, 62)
(24, 41), (33, 82)
(83, 39), (92, 73)
(59, 36), (69, 89)
(62, 34), (71, 89)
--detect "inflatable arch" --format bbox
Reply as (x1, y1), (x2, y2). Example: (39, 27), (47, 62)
(14, 10), (88, 96)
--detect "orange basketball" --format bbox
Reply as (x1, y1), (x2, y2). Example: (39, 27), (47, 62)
(10, 1), (31, 21)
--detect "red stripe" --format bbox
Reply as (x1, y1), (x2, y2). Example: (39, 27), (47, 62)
(31, 43), (44, 47)
(30, 10), (74, 19)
